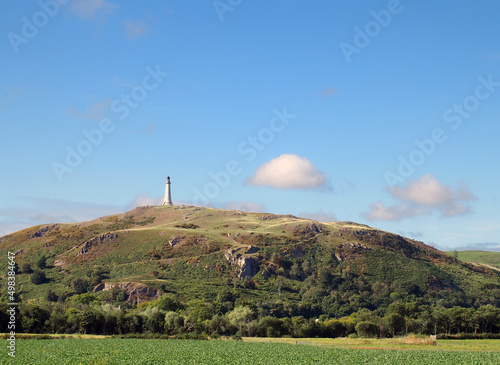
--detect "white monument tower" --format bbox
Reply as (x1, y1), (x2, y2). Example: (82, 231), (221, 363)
(163, 176), (173, 206)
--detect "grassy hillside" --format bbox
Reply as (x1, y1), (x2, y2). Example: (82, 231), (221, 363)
(447, 251), (500, 271)
(1, 205), (499, 314)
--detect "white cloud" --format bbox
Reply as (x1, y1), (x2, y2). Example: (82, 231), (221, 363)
(246, 154), (328, 190)
(70, 0), (119, 20)
(123, 19), (148, 39)
(67, 99), (112, 120)
(300, 211), (338, 222)
(128, 195), (163, 209)
(363, 174), (476, 221)
(223, 201), (265, 213)
(389, 174), (455, 206)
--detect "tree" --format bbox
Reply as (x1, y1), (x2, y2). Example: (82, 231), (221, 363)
(384, 313), (404, 337)
(46, 290), (58, 302)
(323, 319), (345, 338)
(36, 255), (47, 269)
(227, 306), (253, 335)
(30, 269), (46, 285)
(156, 294), (183, 312)
(208, 314), (230, 336)
(164, 311), (185, 335)
(72, 278), (91, 294)
(47, 310), (67, 333)
(355, 321), (379, 338)
(20, 305), (50, 333)
(290, 262), (302, 279)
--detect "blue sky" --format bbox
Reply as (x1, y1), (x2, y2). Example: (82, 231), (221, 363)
(1, 0), (499, 251)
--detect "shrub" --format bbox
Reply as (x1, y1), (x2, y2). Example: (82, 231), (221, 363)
(31, 269), (46, 285)
(36, 256), (47, 269)
(355, 321), (380, 338)
(21, 263), (33, 274)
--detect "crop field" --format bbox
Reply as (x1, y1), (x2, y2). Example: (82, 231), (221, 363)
(7, 339), (500, 365)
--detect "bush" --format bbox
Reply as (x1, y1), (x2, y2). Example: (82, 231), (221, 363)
(21, 263), (33, 274)
(355, 321), (380, 338)
(31, 270), (46, 285)
(36, 256), (47, 269)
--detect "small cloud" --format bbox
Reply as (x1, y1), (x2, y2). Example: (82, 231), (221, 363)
(300, 211), (338, 222)
(246, 154), (329, 190)
(70, 0), (119, 19)
(399, 231), (424, 239)
(223, 201), (265, 213)
(67, 99), (112, 120)
(408, 231), (423, 239)
(363, 201), (426, 221)
(363, 174), (476, 221)
(320, 87), (338, 97)
(127, 195), (163, 209)
(123, 19), (148, 39)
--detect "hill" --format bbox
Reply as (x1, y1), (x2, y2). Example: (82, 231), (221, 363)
(446, 250), (500, 272)
(1, 205), (499, 317)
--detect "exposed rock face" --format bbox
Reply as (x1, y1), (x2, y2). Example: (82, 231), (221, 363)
(30, 224), (56, 239)
(225, 246), (261, 279)
(236, 256), (260, 278)
(261, 215), (278, 220)
(339, 241), (370, 250)
(307, 223), (322, 234)
(168, 236), (184, 247)
(92, 282), (161, 304)
(77, 233), (118, 256)
(245, 245), (259, 254)
(335, 241), (372, 262)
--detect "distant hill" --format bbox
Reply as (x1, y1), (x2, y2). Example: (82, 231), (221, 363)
(447, 250), (500, 272)
(1, 205), (499, 315)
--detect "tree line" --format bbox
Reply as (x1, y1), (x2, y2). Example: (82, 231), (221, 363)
(1, 293), (499, 338)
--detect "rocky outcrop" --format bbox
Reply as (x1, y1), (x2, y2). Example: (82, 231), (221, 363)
(76, 233), (118, 256)
(261, 215), (278, 220)
(335, 241), (372, 262)
(225, 246), (261, 279)
(168, 236), (184, 247)
(30, 224), (56, 239)
(92, 282), (161, 304)
(307, 223), (322, 234)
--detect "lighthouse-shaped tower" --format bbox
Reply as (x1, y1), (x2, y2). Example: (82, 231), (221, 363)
(163, 177), (173, 206)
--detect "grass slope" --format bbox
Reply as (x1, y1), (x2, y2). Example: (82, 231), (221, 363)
(447, 251), (500, 271)
(1, 205), (499, 307)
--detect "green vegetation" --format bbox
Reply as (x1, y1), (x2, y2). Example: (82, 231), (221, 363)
(174, 223), (200, 229)
(0, 205), (499, 339)
(11, 339), (500, 364)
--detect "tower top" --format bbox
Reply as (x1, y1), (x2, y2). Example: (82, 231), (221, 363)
(167, 176), (171, 183)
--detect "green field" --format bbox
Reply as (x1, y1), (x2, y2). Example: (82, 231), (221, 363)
(448, 250), (500, 270)
(7, 339), (500, 365)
